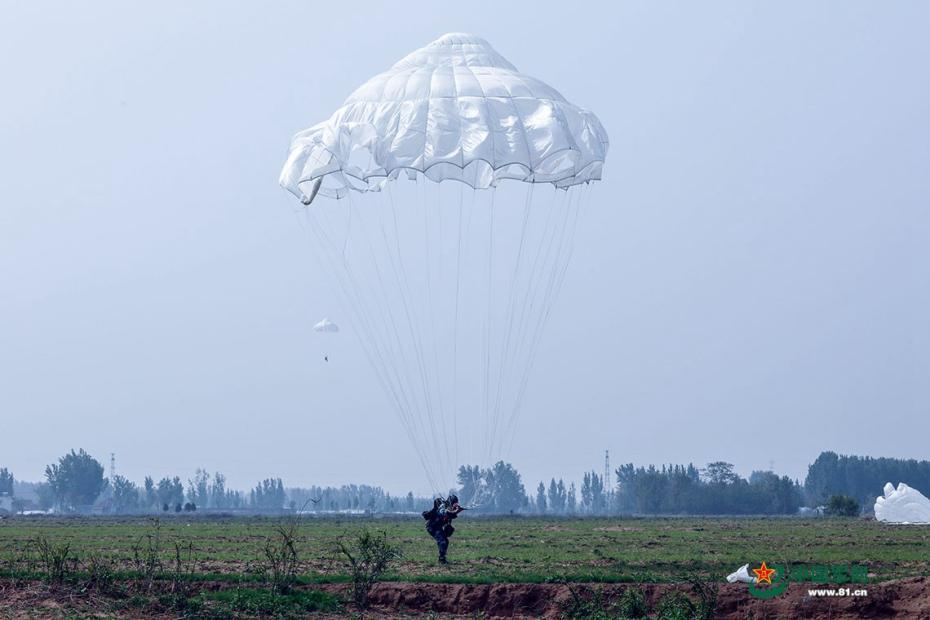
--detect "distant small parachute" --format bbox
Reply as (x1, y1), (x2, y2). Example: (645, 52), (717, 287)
(313, 318), (339, 333)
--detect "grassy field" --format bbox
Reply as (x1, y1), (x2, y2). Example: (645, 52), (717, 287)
(2, 514), (928, 584)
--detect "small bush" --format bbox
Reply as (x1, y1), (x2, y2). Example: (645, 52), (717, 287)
(261, 522), (302, 594)
(33, 536), (76, 585)
(616, 587), (648, 618)
(130, 518), (163, 590)
(166, 540), (197, 609)
(83, 553), (118, 593)
(655, 591), (696, 620)
(825, 494), (860, 517)
(560, 585), (647, 619)
(688, 577), (718, 620)
(337, 529), (402, 610)
(561, 586), (613, 619)
(2, 543), (33, 586)
(196, 588), (341, 618)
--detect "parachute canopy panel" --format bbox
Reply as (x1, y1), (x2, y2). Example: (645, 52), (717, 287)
(280, 33), (609, 203)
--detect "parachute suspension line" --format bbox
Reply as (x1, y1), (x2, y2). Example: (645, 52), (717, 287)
(384, 182), (447, 491)
(482, 189), (496, 465)
(463, 187), (478, 468)
(488, 182), (535, 453)
(306, 201), (440, 492)
(481, 184), (562, 460)
(390, 177), (442, 486)
(347, 191), (432, 479)
(422, 179), (452, 485)
(371, 190), (440, 477)
(451, 181), (465, 479)
(369, 189), (443, 494)
(501, 188), (576, 452)
(296, 204), (441, 493)
(325, 193), (444, 494)
(503, 185), (589, 456)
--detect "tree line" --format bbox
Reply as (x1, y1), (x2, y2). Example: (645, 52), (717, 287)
(459, 461), (802, 516)
(1, 450), (431, 515)
(1, 449), (924, 516)
(804, 451), (930, 511)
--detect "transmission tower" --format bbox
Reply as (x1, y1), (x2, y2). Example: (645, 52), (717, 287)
(110, 453), (116, 481)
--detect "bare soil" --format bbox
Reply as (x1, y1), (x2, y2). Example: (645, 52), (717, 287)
(3, 578), (929, 618)
(349, 578), (930, 618)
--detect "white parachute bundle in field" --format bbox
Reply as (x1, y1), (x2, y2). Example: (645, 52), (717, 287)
(726, 563), (757, 584)
(874, 482), (930, 524)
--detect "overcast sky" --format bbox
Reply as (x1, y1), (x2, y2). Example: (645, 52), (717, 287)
(2, 1), (928, 495)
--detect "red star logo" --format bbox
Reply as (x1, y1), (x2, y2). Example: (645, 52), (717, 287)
(753, 561), (777, 584)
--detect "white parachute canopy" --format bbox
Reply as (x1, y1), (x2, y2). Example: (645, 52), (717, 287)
(280, 33), (608, 494)
(313, 318), (340, 333)
(874, 482), (930, 524)
(280, 32), (608, 203)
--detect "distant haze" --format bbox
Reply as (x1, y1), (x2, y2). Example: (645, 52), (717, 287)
(1, 1), (928, 494)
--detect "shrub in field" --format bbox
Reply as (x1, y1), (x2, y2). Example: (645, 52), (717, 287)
(83, 553), (118, 593)
(2, 543), (33, 586)
(261, 522), (302, 594)
(166, 539), (198, 609)
(195, 588), (341, 618)
(130, 518), (163, 590)
(687, 577), (718, 620)
(562, 585), (647, 619)
(32, 536), (76, 585)
(825, 494), (861, 517)
(561, 586), (615, 619)
(616, 587), (648, 618)
(336, 529), (402, 610)
(655, 591), (696, 620)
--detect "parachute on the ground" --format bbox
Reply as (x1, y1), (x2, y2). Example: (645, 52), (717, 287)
(875, 482), (930, 524)
(280, 33), (608, 495)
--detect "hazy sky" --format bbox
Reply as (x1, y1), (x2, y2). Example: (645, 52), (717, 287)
(2, 1), (928, 494)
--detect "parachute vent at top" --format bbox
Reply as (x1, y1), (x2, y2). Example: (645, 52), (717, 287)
(280, 33), (609, 203)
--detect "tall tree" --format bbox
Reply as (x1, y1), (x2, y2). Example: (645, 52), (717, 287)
(536, 482), (547, 514)
(548, 478), (566, 514)
(45, 449), (107, 512)
(485, 461), (527, 513)
(590, 472), (606, 514)
(188, 469), (210, 508)
(703, 462), (739, 485)
(143, 476), (157, 510)
(251, 478), (286, 511)
(156, 477), (184, 509)
(0, 468), (13, 496)
(211, 472), (228, 509)
(567, 482), (577, 514)
(110, 475), (139, 513)
(581, 472), (593, 512)
(457, 465), (483, 506)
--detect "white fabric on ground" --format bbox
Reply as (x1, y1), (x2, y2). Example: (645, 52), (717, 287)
(874, 482), (930, 524)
